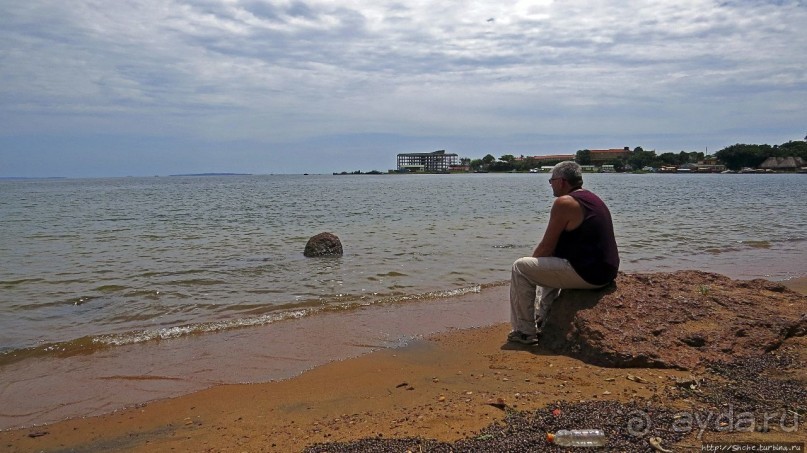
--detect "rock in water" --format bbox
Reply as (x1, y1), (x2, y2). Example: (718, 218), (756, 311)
(304, 232), (343, 257)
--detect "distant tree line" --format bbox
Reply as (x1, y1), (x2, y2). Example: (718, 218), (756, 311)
(577, 147), (707, 172)
(465, 138), (807, 172)
(713, 141), (807, 170)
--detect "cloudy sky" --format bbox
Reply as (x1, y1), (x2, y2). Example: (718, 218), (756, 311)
(1, 0), (805, 177)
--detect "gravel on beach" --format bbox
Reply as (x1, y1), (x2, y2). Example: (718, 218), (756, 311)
(305, 348), (807, 453)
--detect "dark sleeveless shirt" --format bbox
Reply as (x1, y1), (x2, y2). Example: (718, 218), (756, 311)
(554, 190), (620, 285)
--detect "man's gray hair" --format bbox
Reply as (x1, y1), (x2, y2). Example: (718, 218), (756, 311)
(553, 161), (583, 187)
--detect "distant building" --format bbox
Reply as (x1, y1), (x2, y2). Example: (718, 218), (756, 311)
(397, 150), (459, 173)
(527, 154), (575, 163)
(521, 150), (630, 166)
(588, 148), (631, 164)
(695, 157), (726, 173)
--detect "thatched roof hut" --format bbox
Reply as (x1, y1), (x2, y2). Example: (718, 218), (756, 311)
(759, 156), (805, 171)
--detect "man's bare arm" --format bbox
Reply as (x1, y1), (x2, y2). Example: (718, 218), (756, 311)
(532, 196), (579, 257)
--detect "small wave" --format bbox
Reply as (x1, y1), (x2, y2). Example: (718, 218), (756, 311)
(94, 284), (486, 347)
(0, 335), (103, 367)
(377, 271), (408, 277)
(363, 284), (482, 305)
(97, 374), (185, 381)
(168, 278), (228, 286)
(740, 240), (771, 249)
(628, 255), (668, 263)
(0, 308), (320, 367)
(306, 285), (487, 317)
(703, 237), (796, 255)
(481, 280), (509, 289)
(71, 295), (100, 306)
(705, 246), (741, 255)
(431, 285), (483, 297)
(94, 309), (311, 346)
(94, 284), (128, 293)
(136, 269), (208, 278)
(121, 289), (177, 300)
(24, 233), (80, 240)
(0, 278), (44, 288)
(0, 283), (493, 367)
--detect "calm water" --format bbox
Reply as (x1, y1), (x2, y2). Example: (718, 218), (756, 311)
(1, 173), (806, 364)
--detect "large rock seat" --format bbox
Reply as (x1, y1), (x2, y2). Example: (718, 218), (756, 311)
(540, 270), (806, 370)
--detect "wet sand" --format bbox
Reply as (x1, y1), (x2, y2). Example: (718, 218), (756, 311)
(1, 277), (805, 452)
(0, 284), (510, 430)
(2, 323), (699, 452)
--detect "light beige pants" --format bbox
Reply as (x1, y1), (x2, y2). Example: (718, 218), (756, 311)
(510, 256), (605, 335)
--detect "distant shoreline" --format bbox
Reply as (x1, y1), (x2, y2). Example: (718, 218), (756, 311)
(168, 173), (252, 177)
(0, 174), (253, 180)
(3, 171), (804, 180)
(0, 176), (67, 180)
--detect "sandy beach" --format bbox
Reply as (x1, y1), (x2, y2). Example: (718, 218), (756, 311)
(2, 275), (806, 452)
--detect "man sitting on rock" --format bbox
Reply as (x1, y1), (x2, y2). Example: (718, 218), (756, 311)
(508, 161), (620, 345)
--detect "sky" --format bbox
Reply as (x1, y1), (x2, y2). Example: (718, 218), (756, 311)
(1, 0), (806, 177)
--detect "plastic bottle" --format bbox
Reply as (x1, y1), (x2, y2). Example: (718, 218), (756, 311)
(546, 429), (606, 447)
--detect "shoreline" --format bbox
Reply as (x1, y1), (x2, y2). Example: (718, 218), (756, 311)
(0, 323), (700, 452)
(3, 269), (803, 432)
(1, 274), (805, 451)
(0, 284), (512, 431)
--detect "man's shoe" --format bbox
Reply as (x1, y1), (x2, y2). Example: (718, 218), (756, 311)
(507, 330), (539, 345)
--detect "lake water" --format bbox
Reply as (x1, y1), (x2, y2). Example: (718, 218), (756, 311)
(0, 172), (805, 428)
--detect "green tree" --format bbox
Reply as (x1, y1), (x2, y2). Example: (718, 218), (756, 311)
(658, 152), (678, 165)
(482, 154), (496, 165)
(778, 140), (807, 159)
(673, 151), (703, 164)
(714, 144), (767, 170)
(500, 154), (515, 164)
(489, 161), (514, 172)
(609, 159), (626, 172)
(516, 156), (537, 172)
(575, 149), (592, 165)
(627, 147), (656, 170)
(469, 159), (484, 171)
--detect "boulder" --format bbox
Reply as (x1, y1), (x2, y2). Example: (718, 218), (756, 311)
(539, 270), (806, 370)
(304, 232), (343, 257)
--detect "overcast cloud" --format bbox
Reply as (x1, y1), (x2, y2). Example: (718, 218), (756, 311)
(1, 0), (805, 176)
